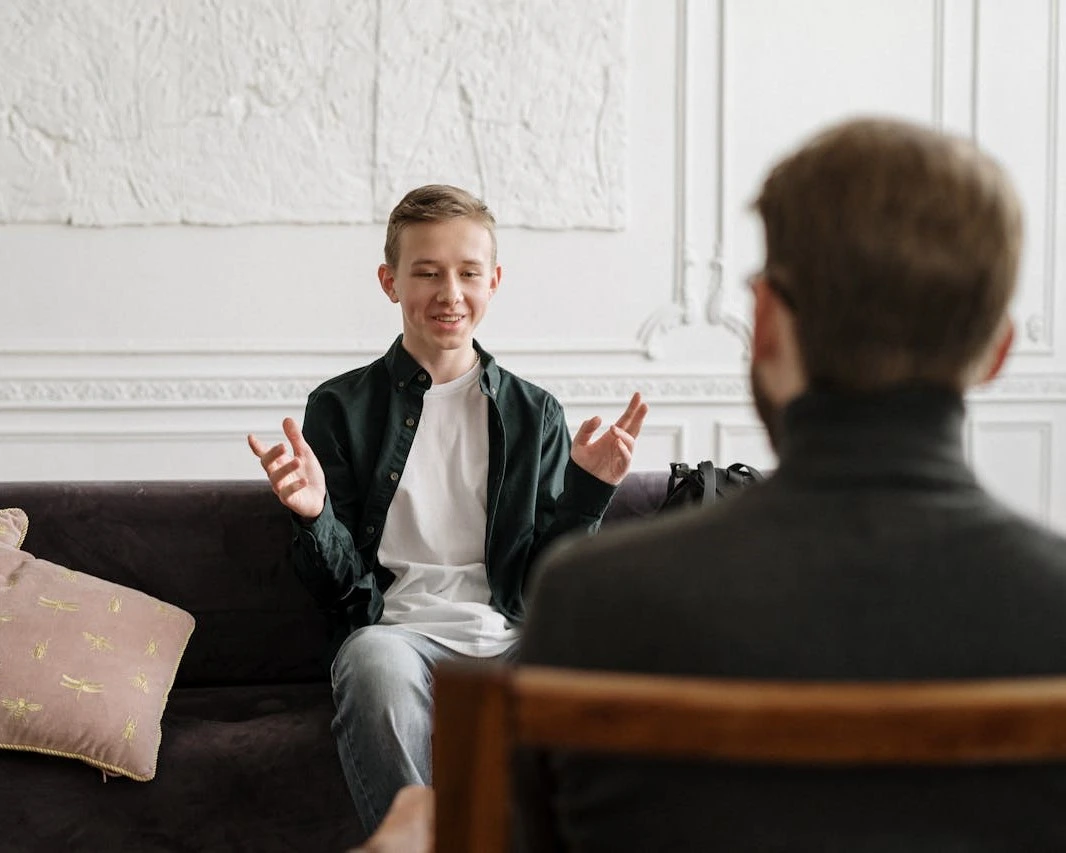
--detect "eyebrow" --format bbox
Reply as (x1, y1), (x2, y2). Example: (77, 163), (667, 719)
(409, 258), (485, 267)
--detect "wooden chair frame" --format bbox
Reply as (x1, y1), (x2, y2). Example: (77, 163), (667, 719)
(432, 663), (1066, 853)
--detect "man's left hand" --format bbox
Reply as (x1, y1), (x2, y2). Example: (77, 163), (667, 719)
(571, 392), (649, 486)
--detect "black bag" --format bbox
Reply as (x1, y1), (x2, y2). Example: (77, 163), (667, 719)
(659, 460), (764, 511)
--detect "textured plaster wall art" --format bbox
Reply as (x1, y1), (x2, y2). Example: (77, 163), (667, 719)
(374, 0), (627, 228)
(0, 0), (626, 228)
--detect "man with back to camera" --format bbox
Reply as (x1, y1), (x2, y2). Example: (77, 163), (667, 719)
(516, 117), (1066, 851)
(247, 184), (648, 838)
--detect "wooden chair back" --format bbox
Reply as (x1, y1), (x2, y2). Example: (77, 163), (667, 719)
(432, 663), (1066, 853)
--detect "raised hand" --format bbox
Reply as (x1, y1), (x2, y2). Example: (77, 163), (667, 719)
(570, 392), (649, 486)
(247, 417), (327, 519)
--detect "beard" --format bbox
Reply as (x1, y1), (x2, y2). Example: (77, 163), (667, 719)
(750, 361), (783, 454)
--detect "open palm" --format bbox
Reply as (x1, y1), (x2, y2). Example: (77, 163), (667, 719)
(570, 392), (649, 486)
(247, 417), (327, 519)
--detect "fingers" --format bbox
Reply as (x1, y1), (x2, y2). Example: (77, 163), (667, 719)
(572, 415), (602, 446)
(608, 424), (636, 451)
(250, 442), (286, 480)
(247, 433), (266, 458)
(248, 420), (321, 513)
(249, 427), (299, 485)
(614, 392), (649, 438)
(277, 475), (309, 501)
(282, 417), (310, 455)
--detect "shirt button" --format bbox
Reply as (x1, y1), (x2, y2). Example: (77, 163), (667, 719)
(417, 373), (427, 382)
(389, 472), (399, 482)
(398, 381), (405, 389)
(405, 417), (415, 427)
(491, 386), (497, 395)
(366, 525), (375, 534)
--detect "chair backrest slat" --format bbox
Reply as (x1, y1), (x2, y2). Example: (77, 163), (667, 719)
(433, 663), (1066, 853)
(513, 666), (1066, 763)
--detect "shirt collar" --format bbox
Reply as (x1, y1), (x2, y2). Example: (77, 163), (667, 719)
(383, 334), (502, 398)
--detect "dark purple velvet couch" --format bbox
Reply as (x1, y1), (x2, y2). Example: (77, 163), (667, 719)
(1, 473), (666, 853)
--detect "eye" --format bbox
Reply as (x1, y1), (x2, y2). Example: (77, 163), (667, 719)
(415, 271), (437, 278)
(461, 271), (480, 278)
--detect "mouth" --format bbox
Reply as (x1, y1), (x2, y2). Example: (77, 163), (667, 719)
(432, 314), (465, 325)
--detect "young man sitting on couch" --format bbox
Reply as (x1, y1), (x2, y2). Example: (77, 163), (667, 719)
(247, 184), (648, 837)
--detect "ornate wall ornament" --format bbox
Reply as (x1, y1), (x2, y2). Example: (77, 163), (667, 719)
(0, 0), (626, 229)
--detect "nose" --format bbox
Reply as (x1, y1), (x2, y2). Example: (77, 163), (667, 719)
(436, 273), (463, 304)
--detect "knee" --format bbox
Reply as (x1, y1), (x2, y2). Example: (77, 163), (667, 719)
(331, 627), (425, 702)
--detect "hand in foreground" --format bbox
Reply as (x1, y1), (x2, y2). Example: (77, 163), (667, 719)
(247, 417), (326, 520)
(571, 391), (649, 486)
(350, 785), (434, 853)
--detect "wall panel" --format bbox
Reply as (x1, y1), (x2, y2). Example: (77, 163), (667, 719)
(0, 0), (1063, 535)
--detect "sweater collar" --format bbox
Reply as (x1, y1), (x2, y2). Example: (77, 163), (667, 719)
(775, 384), (976, 488)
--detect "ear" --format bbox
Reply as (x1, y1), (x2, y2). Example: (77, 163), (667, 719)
(751, 278), (780, 362)
(489, 264), (502, 297)
(980, 316), (1014, 384)
(378, 264), (399, 303)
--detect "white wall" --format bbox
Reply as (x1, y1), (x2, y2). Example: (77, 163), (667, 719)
(1, 0), (1064, 533)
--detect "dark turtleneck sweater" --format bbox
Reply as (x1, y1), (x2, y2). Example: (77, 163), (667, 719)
(517, 385), (1066, 853)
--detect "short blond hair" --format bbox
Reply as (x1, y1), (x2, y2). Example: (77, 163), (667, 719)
(755, 118), (1023, 391)
(384, 184), (497, 268)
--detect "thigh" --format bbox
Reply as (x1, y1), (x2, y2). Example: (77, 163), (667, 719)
(331, 625), (456, 699)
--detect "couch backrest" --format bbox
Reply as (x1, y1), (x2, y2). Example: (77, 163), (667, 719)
(2, 474), (668, 686)
(4, 481), (327, 687)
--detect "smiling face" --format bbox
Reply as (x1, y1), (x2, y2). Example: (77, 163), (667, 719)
(379, 216), (501, 377)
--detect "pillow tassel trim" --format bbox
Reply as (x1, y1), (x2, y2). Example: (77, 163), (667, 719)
(0, 507), (29, 549)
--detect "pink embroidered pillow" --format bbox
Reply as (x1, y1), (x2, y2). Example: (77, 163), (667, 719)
(0, 508), (194, 781)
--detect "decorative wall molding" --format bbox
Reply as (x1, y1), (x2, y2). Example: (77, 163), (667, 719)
(0, 338), (648, 358)
(638, 0), (750, 360)
(968, 374), (1066, 401)
(932, 0), (946, 128)
(968, 418), (1053, 524)
(972, 0), (1060, 356)
(0, 378), (317, 408)
(4, 372), (1066, 409)
(714, 420), (771, 467)
(0, 429), (249, 442)
(0, 375), (753, 408)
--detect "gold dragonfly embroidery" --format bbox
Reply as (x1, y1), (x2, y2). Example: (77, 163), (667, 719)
(60, 675), (103, 699)
(108, 597), (122, 614)
(32, 640), (48, 660)
(130, 672), (150, 694)
(122, 717), (137, 743)
(145, 639), (158, 657)
(82, 632), (114, 652)
(62, 569), (79, 583)
(0, 614), (14, 623)
(38, 596), (79, 614)
(2, 697), (43, 721)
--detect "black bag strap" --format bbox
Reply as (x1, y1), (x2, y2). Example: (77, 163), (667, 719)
(696, 460), (717, 507)
(722, 462), (764, 483)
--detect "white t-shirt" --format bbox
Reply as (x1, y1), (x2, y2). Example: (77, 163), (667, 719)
(377, 359), (518, 657)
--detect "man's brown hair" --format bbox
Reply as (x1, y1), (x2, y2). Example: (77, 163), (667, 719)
(754, 118), (1023, 391)
(384, 184), (497, 268)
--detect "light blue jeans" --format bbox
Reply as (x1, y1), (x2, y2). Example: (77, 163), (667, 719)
(330, 624), (515, 835)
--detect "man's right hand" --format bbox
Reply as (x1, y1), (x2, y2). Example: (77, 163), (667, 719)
(247, 417), (327, 520)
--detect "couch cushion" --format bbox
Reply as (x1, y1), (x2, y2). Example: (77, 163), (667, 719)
(0, 510), (195, 781)
(1, 682), (365, 851)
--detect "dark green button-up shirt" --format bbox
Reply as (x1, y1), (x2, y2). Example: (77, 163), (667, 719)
(292, 335), (616, 640)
